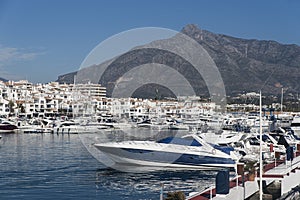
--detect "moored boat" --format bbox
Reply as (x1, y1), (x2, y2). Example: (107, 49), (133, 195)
(291, 116), (300, 137)
(94, 134), (237, 170)
(0, 120), (18, 133)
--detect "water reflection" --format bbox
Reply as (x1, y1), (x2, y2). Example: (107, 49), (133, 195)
(95, 167), (216, 198)
(0, 132), (216, 200)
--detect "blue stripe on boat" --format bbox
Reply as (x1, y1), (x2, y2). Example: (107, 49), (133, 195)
(120, 148), (235, 166)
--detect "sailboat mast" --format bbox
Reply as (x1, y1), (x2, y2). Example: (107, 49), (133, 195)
(72, 75), (76, 119)
(280, 87), (283, 113)
(259, 90), (263, 200)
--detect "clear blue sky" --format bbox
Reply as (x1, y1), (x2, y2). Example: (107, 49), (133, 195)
(0, 0), (299, 83)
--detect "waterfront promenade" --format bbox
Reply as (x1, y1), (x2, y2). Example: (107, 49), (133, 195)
(187, 149), (300, 200)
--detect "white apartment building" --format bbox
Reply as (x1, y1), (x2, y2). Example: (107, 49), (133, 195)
(74, 83), (106, 99)
(0, 80), (107, 117)
(0, 79), (223, 119)
(0, 98), (9, 116)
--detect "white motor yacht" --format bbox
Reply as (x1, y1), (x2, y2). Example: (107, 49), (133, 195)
(55, 120), (111, 134)
(94, 134), (237, 170)
(199, 130), (245, 146)
(291, 116), (300, 137)
(0, 119), (18, 133)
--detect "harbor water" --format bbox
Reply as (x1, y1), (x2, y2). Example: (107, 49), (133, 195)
(0, 130), (216, 200)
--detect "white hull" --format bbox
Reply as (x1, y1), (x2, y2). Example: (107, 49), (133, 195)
(291, 116), (300, 136)
(0, 129), (16, 133)
(291, 128), (300, 137)
(55, 126), (101, 134)
(94, 135), (237, 170)
(199, 131), (244, 145)
(100, 151), (235, 170)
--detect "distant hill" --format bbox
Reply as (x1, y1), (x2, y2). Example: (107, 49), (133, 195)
(57, 71), (77, 84)
(57, 24), (300, 99)
(0, 77), (8, 82)
(181, 24), (300, 97)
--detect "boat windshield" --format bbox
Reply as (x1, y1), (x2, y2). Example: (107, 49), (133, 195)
(157, 137), (202, 146)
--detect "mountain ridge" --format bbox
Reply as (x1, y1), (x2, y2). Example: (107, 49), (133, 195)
(57, 24), (300, 99)
(0, 77), (8, 82)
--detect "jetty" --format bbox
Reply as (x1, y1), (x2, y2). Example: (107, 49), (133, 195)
(187, 146), (300, 200)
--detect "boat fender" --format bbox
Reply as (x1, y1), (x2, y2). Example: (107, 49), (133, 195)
(212, 149), (216, 155)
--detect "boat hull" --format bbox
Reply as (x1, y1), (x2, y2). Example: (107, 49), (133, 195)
(291, 128), (300, 137)
(94, 145), (236, 170)
(0, 124), (18, 133)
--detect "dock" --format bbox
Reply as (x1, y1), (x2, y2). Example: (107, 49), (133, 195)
(187, 150), (300, 200)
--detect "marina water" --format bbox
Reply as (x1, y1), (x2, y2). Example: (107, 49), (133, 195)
(0, 130), (216, 200)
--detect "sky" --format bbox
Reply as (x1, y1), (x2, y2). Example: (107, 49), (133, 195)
(0, 0), (299, 83)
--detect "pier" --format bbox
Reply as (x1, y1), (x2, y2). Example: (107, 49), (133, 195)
(187, 150), (300, 200)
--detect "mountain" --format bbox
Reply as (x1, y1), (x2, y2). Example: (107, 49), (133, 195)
(57, 71), (77, 84)
(57, 24), (300, 99)
(0, 77), (8, 82)
(181, 24), (300, 97)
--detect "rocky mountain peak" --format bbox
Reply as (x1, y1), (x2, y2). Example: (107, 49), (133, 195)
(57, 24), (300, 99)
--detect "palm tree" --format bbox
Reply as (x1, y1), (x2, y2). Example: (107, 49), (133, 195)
(8, 100), (15, 114)
(164, 191), (185, 200)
